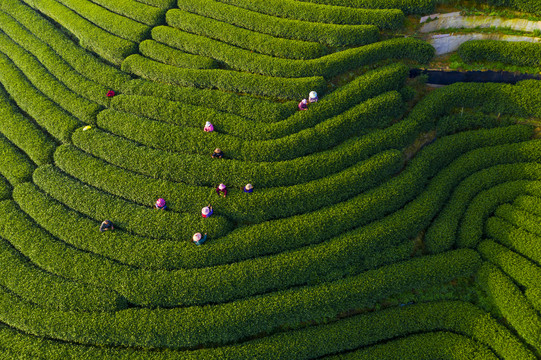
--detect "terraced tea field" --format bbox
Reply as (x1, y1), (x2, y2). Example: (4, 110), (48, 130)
(0, 0), (540, 358)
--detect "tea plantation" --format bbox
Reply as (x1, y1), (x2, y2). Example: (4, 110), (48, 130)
(0, 0), (540, 358)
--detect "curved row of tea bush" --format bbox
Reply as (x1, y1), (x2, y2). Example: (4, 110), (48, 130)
(18, 0), (137, 65)
(57, 128), (532, 269)
(485, 216), (541, 265)
(0, 233), (126, 312)
(176, 0), (383, 46)
(476, 262), (541, 352)
(112, 63), (409, 140)
(55, 145), (403, 224)
(299, 0), (435, 15)
(487, 0), (541, 15)
(1, 0), (131, 89)
(99, 92), (402, 161)
(138, 40), (219, 69)
(87, 0), (166, 26)
(73, 126), (531, 268)
(137, 0), (175, 8)
(151, 28), (432, 78)
(0, 136), (34, 185)
(0, 244), (481, 347)
(32, 165), (232, 241)
(0, 86), (55, 166)
(166, 10), (329, 60)
(436, 111), (516, 137)
(458, 180), (541, 248)
(0, 31), (102, 123)
(479, 239), (541, 290)
(121, 54), (327, 99)
(513, 194), (541, 217)
(0, 52), (80, 143)
(0, 301), (533, 359)
(327, 332), (497, 360)
(527, 287), (541, 312)
(0, 177), (9, 201)
(458, 40), (541, 67)
(426, 161), (541, 253)
(495, 201), (541, 237)
(205, 0), (404, 28)
(121, 79), (296, 122)
(13, 181), (417, 306)
(16, 170), (414, 274)
(34, 0), (151, 43)
(0, 10), (109, 106)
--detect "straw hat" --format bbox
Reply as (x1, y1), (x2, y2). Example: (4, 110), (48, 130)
(245, 184), (253, 190)
(193, 232), (201, 241)
(214, 148), (222, 153)
(202, 207), (210, 215)
(218, 183), (226, 190)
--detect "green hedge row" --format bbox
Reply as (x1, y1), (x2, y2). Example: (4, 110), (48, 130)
(0, 198), (167, 307)
(32, 165), (232, 241)
(86, 0), (166, 26)
(0, 176), (10, 201)
(487, 0), (541, 15)
(139, 40), (219, 69)
(100, 91), (403, 161)
(121, 54), (327, 99)
(458, 180), (541, 249)
(0, 31), (102, 123)
(0, 301), (533, 360)
(74, 119), (525, 193)
(0, 233), (126, 311)
(18, 0), (137, 65)
(476, 262), (541, 352)
(458, 40), (541, 67)
(76, 126), (531, 268)
(0, 136), (35, 185)
(0, 86), (55, 165)
(526, 287), (541, 312)
(479, 239), (541, 291)
(426, 159), (541, 253)
(0, 246), (481, 347)
(14, 179), (417, 305)
(0, 52), (80, 143)
(0, 10), (109, 106)
(166, 9), (329, 60)
(152, 27), (432, 78)
(113, 63), (409, 140)
(11, 179), (183, 270)
(1, 0), (131, 88)
(135, 0), (175, 9)
(207, 0), (405, 29)
(176, 0), (385, 46)
(328, 332), (497, 360)
(436, 111), (516, 137)
(495, 201), (541, 237)
(486, 216), (541, 265)
(298, 0), (435, 15)
(45, 0), (151, 42)
(56, 145), (403, 224)
(121, 79), (296, 122)
(513, 194), (541, 218)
